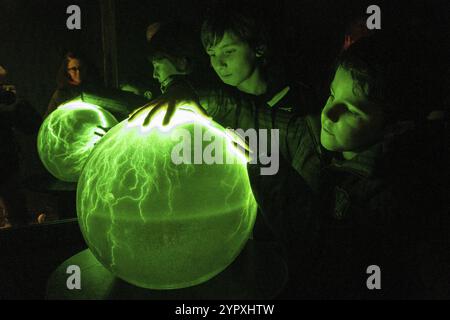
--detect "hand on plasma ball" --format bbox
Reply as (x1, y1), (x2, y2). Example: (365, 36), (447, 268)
(128, 81), (209, 127)
(127, 82), (251, 159)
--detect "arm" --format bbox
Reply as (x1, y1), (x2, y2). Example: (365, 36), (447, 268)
(128, 75), (209, 125)
(235, 105), (322, 192)
(81, 87), (150, 119)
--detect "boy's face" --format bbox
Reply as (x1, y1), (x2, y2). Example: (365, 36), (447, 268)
(152, 57), (180, 84)
(320, 66), (385, 153)
(206, 32), (259, 89)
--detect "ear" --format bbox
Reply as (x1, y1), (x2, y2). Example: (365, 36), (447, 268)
(255, 45), (267, 58)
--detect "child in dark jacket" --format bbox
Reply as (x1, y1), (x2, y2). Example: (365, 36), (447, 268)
(280, 31), (449, 299)
(130, 5), (322, 244)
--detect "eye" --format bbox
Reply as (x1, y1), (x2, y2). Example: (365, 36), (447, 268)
(225, 49), (235, 55)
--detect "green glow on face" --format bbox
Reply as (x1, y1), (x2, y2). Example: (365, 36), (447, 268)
(77, 109), (257, 289)
(207, 31), (261, 94)
(320, 67), (384, 156)
(37, 99), (119, 182)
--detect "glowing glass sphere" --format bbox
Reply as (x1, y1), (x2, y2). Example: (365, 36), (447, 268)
(37, 100), (119, 182)
(77, 109), (257, 289)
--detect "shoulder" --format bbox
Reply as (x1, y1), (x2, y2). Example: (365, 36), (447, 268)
(287, 80), (319, 106)
(52, 86), (80, 100)
(46, 87), (80, 117)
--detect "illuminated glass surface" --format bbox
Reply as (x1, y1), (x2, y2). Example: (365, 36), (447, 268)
(77, 108), (257, 289)
(37, 100), (118, 182)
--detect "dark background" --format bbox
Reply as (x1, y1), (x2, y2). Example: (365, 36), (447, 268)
(2, 0), (448, 115)
(0, 0), (448, 299)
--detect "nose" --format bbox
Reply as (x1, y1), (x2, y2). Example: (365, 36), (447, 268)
(152, 67), (159, 79)
(211, 55), (226, 70)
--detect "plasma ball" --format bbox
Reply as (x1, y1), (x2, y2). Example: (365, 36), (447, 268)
(37, 100), (118, 182)
(77, 110), (257, 289)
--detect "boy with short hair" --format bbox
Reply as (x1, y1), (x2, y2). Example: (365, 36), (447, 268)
(199, 1), (318, 119)
(132, 3), (322, 243)
(145, 21), (204, 94)
(281, 32), (449, 298)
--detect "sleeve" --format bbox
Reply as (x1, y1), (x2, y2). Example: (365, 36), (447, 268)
(287, 115), (322, 192)
(81, 87), (149, 118)
(197, 87), (224, 119)
(158, 75), (233, 121)
(247, 155), (318, 249)
(197, 85), (240, 123)
(250, 107), (322, 192)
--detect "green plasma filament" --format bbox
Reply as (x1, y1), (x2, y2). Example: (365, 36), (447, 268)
(77, 109), (257, 289)
(37, 99), (118, 182)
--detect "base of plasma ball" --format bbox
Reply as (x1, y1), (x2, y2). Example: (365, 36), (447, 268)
(37, 100), (118, 182)
(77, 109), (257, 289)
(46, 243), (288, 299)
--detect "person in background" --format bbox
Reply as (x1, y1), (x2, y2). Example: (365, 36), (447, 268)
(0, 65), (42, 228)
(145, 21), (208, 95)
(45, 51), (100, 118)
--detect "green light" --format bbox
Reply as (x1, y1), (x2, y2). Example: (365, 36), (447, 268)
(77, 109), (257, 289)
(37, 99), (118, 182)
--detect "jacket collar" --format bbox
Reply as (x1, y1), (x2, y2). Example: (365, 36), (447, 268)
(326, 121), (417, 178)
(328, 143), (384, 178)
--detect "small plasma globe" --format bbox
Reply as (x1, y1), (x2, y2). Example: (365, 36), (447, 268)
(77, 108), (257, 289)
(37, 100), (118, 182)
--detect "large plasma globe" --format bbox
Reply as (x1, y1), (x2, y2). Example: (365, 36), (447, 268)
(37, 100), (118, 182)
(77, 109), (257, 289)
